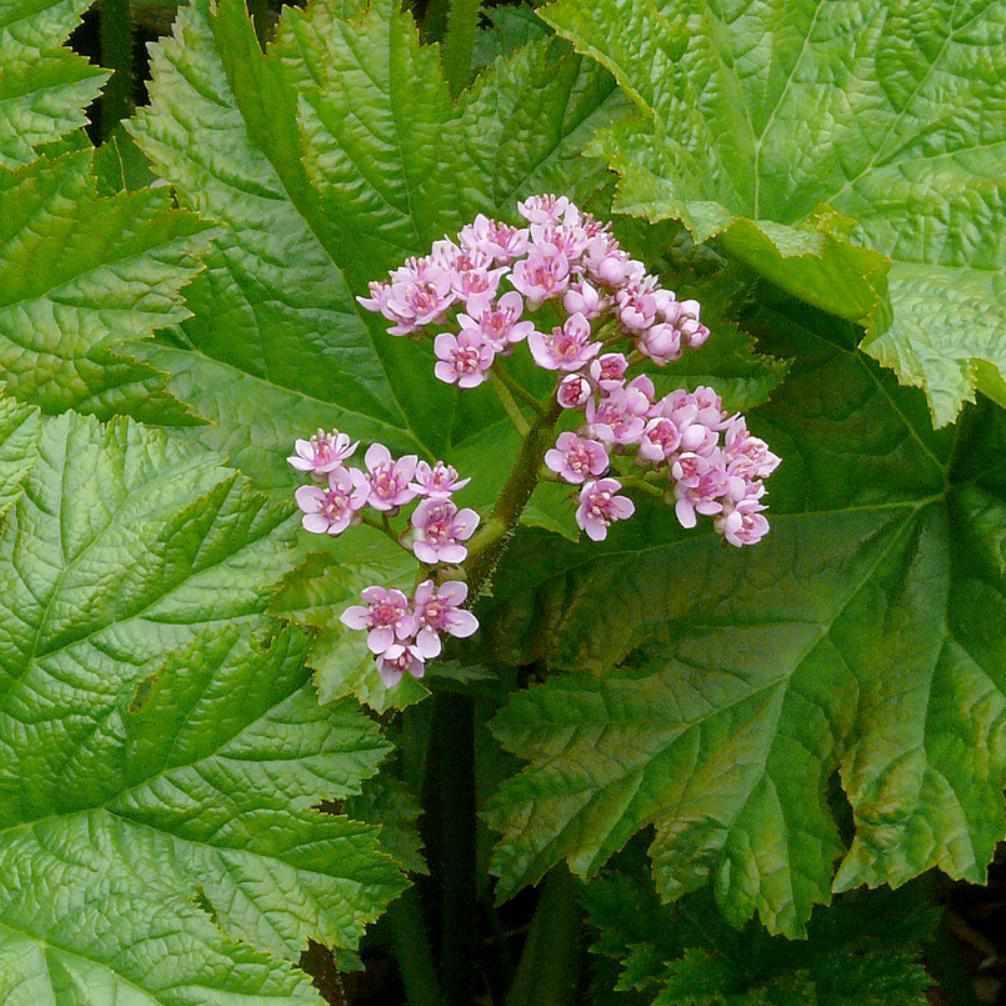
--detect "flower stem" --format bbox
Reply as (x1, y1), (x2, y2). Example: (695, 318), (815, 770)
(386, 886), (443, 1006)
(494, 365), (548, 416)
(361, 510), (413, 554)
(617, 475), (665, 498)
(489, 372), (531, 437)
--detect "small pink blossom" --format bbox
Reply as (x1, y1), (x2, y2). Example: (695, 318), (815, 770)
(576, 478), (635, 541)
(527, 312), (600, 371)
(411, 499), (480, 564)
(717, 497), (770, 547)
(724, 419), (782, 481)
(447, 248), (508, 314)
(410, 460), (470, 498)
(363, 443), (419, 511)
(661, 298), (710, 349)
(652, 387), (726, 432)
(412, 580), (479, 658)
(383, 258), (456, 335)
(529, 221), (589, 261)
(615, 278), (661, 331)
(510, 247), (570, 307)
(557, 374), (593, 409)
(671, 452), (730, 528)
(376, 643), (426, 689)
(563, 280), (604, 319)
(434, 330), (496, 388)
(583, 234), (641, 288)
(545, 432), (609, 484)
(341, 586), (418, 655)
(288, 428), (358, 474)
(586, 384), (651, 445)
(517, 193), (573, 225)
(459, 215), (529, 262)
(638, 417), (682, 463)
(639, 322), (683, 366)
(295, 467), (369, 535)
(458, 292), (534, 351)
(589, 353), (629, 391)
(356, 280), (392, 314)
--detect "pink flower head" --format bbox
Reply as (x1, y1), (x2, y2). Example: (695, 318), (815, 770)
(288, 428), (358, 475)
(510, 246), (570, 307)
(653, 387), (726, 432)
(589, 353), (629, 391)
(295, 467), (369, 535)
(412, 579), (479, 658)
(517, 193), (575, 225)
(563, 279), (604, 319)
(459, 291), (534, 351)
(661, 298), (710, 349)
(557, 373), (593, 409)
(529, 220), (588, 261)
(527, 312), (600, 372)
(459, 214), (529, 262)
(434, 330), (496, 388)
(410, 460), (470, 498)
(586, 384), (651, 445)
(363, 443), (419, 511)
(411, 499), (480, 565)
(717, 496), (770, 547)
(639, 322), (683, 366)
(545, 432), (609, 484)
(376, 643), (425, 689)
(356, 280), (392, 315)
(384, 257), (456, 335)
(723, 419), (782, 481)
(576, 478), (635, 542)
(615, 278), (661, 331)
(341, 586), (418, 655)
(671, 451), (729, 528)
(584, 235), (643, 288)
(638, 416), (682, 463)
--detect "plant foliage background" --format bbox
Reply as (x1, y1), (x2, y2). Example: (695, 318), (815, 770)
(0, 0), (1003, 1001)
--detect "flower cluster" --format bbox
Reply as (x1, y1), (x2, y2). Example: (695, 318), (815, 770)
(357, 193), (780, 548)
(288, 431), (481, 688)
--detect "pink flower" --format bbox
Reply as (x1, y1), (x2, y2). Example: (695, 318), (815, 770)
(545, 432), (609, 484)
(383, 258), (456, 335)
(563, 280), (604, 319)
(340, 586), (418, 655)
(510, 247), (570, 307)
(653, 387), (725, 432)
(671, 451), (729, 528)
(586, 384), (651, 445)
(557, 374), (592, 409)
(717, 497), (770, 547)
(412, 579), (479, 658)
(638, 417), (682, 463)
(434, 330), (496, 388)
(661, 298), (710, 349)
(589, 353), (629, 391)
(614, 278), (661, 331)
(363, 443), (419, 510)
(410, 460), (470, 498)
(411, 499), (480, 564)
(376, 643), (426, 689)
(517, 193), (574, 225)
(639, 322), (683, 365)
(458, 292), (534, 351)
(529, 221), (588, 261)
(356, 280), (392, 314)
(288, 428), (358, 475)
(447, 248), (508, 314)
(527, 312), (600, 371)
(576, 478), (635, 541)
(459, 215), (529, 262)
(295, 467), (369, 535)
(723, 419), (782, 481)
(583, 235), (643, 288)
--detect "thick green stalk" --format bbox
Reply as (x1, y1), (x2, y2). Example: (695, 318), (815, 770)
(441, 0), (480, 96)
(99, 0), (133, 138)
(387, 887), (444, 1006)
(506, 867), (582, 1006)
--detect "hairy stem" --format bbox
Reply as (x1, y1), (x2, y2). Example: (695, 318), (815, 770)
(99, 0), (133, 138)
(490, 373), (531, 436)
(441, 0), (480, 96)
(506, 867), (582, 1006)
(386, 887), (443, 1006)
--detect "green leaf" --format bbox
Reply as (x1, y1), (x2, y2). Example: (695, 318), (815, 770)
(0, 412), (407, 996)
(541, 0), (1006, 425)
(346, 772), (429, 875)
(0, 393), (39, 518)
(0, 150), (210, 421)
(586, 866), (935, 1006)
(128, 0), (626, 490)
(471, 5), (550, 70)
(0, 0), (108, 167)
(487, 303), (1006, 936)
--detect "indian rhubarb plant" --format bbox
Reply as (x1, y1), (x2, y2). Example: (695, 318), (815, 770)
(0, 0), (1002, 1003)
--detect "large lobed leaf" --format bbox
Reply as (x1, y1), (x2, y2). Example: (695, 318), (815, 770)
(487, 302), (1006, 937)
(128, 0), (630, 490)
(0, 412), (407, 1000)
(540, 0), (1006, 426)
